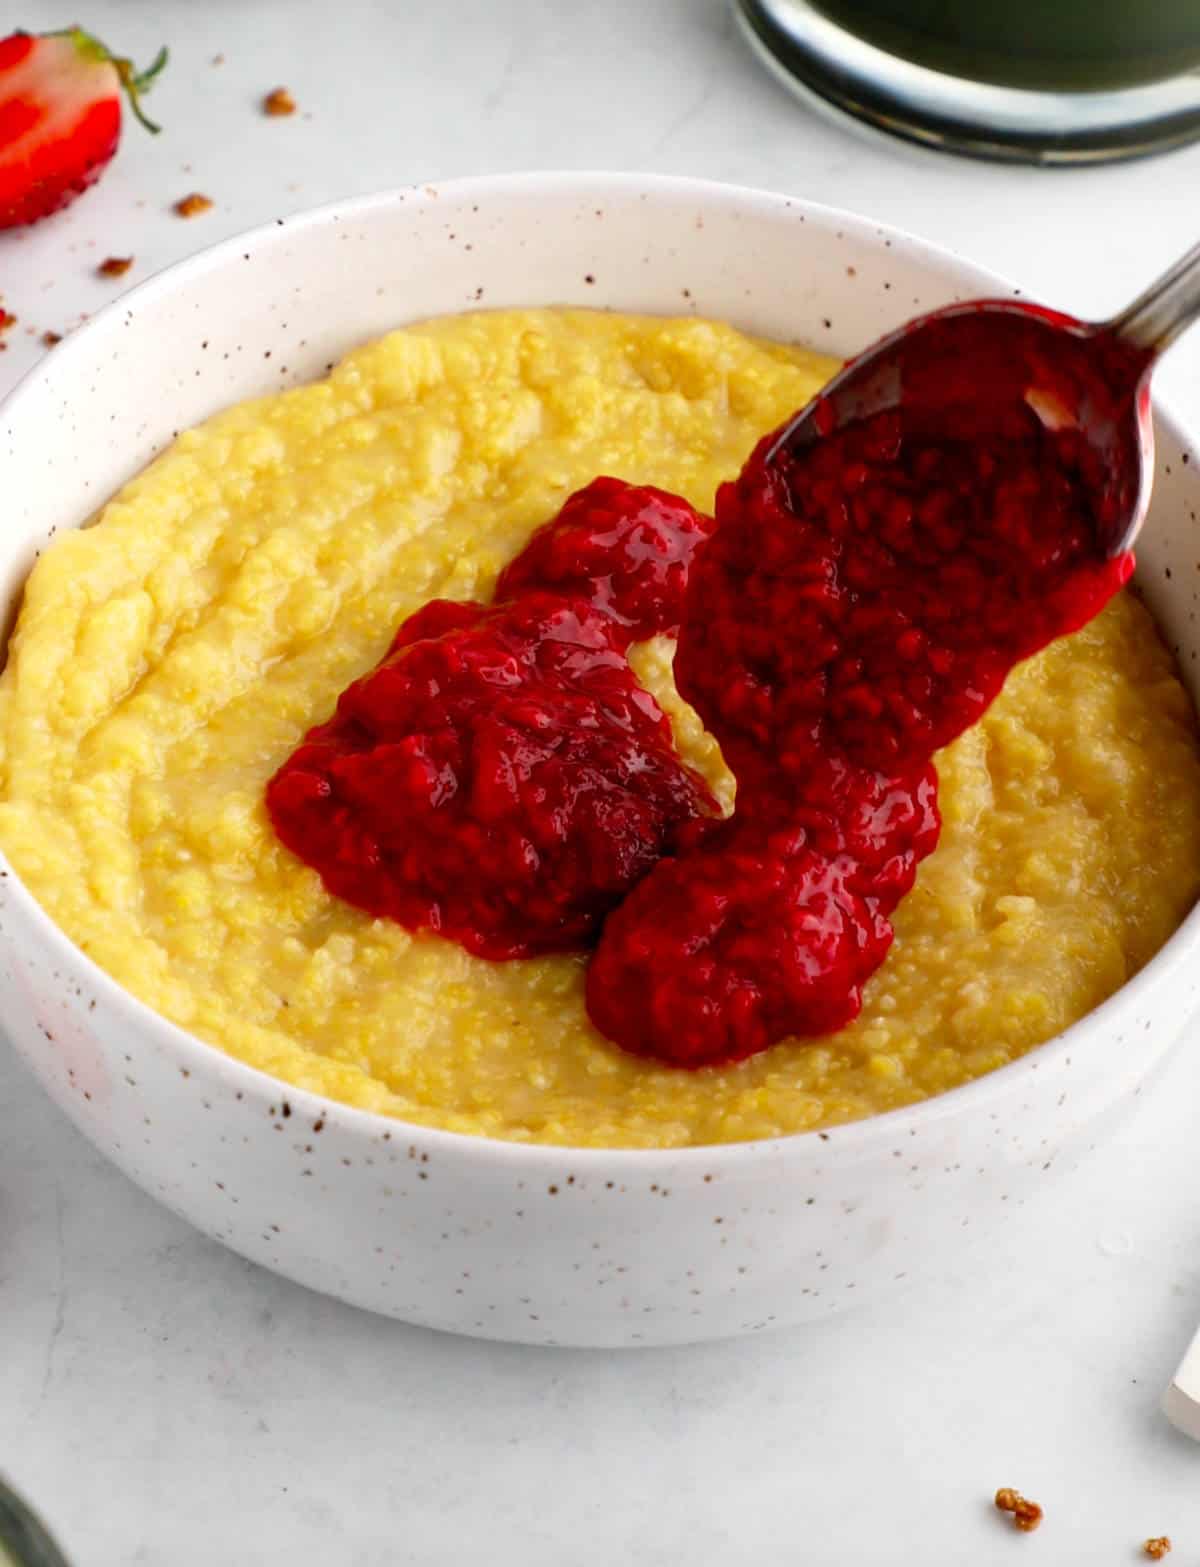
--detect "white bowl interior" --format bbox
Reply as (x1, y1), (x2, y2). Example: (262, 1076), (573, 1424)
(5, 173), (1197, 684)
(0, 175), (1031, 614)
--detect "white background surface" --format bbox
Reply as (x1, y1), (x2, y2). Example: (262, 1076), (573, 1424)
(3, 2), (1200, 1562)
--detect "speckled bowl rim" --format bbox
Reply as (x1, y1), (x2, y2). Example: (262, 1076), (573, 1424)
(3, 170), (1199, 1165)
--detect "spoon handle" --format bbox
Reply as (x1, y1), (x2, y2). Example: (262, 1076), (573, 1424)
(1109, 239), (1200, 357)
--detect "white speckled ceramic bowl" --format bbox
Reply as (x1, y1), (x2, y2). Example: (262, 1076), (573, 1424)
(3, 174), (1199, 1347)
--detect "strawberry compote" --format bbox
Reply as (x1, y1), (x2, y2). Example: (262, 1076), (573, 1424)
(587, 403), (1133, 1066)
(266, 480), (718, 960)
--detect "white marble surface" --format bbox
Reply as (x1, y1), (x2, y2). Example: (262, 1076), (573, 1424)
(3, 2), (1200, 1561)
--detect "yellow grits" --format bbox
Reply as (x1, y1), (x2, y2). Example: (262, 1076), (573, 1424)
(2, 308), (1199, 1149)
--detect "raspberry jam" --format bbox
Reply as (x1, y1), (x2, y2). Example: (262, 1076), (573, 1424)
(266, 481), (718, 960)
(590, 405), (1132, 1066)
(494, 475), (713, 646)
(269, 386), (1133, 1069)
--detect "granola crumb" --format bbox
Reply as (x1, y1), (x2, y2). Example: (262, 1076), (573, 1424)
(994, 1488), (1043, 1533)
(97, 256), (133, 279)
(42, 330), (62, 347)
(0, 308), (16, 333)
(174, 193), (214, 219)
(1144, 1539), (1171, 1560)
(263, 87), (296, 117)
(212, 52), (225, 65)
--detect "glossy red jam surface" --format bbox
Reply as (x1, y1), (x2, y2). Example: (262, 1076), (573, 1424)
(589, 405), (1133, 1065)
(266, 480), (717, 959)
(269, 337), (1137, 1070)
(495, 475), (714, 645)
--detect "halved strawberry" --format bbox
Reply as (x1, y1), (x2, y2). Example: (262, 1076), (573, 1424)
(0, 26), (167, 230)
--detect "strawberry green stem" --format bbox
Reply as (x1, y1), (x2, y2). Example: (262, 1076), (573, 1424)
(45, 26), (169, 134)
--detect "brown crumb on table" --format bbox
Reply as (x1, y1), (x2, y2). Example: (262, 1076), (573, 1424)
(42, 330), (62, 347)
(212, 52), (225, 65)
(174, 193), (213, 218)
(263, 87), (296, 116)
(994, 1488), (1043, 1533)
(97, 256), (133, 279)
(1144, 1539), (1171, 1560)
(0, 308), (16, 333)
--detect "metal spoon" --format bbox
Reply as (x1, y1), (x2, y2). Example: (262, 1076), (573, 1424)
(766, 239), (1200, 558)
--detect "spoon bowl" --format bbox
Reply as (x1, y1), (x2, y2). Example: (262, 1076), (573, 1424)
(767, 241), (1200, 558)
